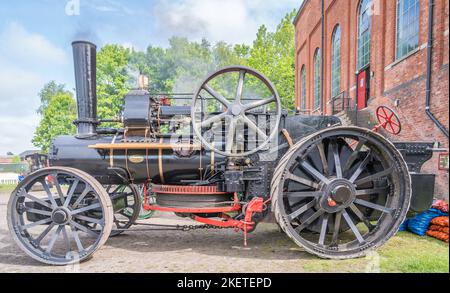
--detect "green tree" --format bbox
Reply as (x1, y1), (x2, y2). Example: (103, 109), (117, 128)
(248, 10), (297, 111)
(37, 81), (71, 115)
(96, 45), (131, 121)
(32, 93), (77, 152)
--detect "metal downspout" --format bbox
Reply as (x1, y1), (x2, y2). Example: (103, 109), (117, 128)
(425, 0), (449, 138)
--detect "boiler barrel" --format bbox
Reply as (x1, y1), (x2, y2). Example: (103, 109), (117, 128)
(49, 136), (225, 185)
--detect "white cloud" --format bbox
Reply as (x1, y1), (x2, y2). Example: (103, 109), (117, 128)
(0, 22), (68, 66)
(152, 0), (300, 45)
(0, 23), (70, 155)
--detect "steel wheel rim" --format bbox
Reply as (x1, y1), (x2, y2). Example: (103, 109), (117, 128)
(7, 168), (112, 265)
(191, 66), (282, 157)
(277, 128), (411, 258)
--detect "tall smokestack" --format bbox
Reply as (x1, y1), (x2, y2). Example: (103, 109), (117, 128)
(72, 41), (98, 138)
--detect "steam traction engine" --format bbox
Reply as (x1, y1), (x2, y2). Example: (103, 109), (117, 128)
(7, 41), (429, 265)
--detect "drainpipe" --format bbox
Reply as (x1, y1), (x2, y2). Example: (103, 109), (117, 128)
(425, 0), (449, 138)
(320, 0), (325, 114)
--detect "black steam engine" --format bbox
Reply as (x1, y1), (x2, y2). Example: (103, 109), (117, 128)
(7, 41), (435, 265)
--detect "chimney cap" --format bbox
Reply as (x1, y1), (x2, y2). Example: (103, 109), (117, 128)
(72, 40), (97, 48)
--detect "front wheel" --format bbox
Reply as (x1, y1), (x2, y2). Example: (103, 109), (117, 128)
(271, 127), (411, 259)
(7, 167), (113, 265)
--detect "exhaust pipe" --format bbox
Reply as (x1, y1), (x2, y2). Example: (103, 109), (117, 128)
(72, 41), (98, 138)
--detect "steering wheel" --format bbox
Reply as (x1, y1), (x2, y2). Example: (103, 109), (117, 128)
(191, 66), (282, 157)
(376, 106), (402, 135)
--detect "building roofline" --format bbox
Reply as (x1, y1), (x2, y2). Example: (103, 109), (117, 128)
(293, 0), (309, 25)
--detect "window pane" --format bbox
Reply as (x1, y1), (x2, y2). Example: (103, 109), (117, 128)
(331, 26), (341, 98)
(301, 67), (307, 110)
(358, 0), (372, 70)
(314, 49), (321, 110)
(396, 0), (420, 59)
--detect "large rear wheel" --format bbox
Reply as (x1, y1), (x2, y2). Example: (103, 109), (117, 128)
(271, 127), (411, 259)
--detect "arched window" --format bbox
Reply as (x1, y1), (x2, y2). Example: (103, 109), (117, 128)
(300, 66), (307, 110)
(396, 0), (420, 59)
(357, 0), (372, 70)
(313, 49), (321, 110)
(331, 25), (341, 99)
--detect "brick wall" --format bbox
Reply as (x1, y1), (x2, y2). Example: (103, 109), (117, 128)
(294, 0), (449, 200)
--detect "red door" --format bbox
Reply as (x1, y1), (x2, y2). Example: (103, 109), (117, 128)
(357, 70), (368, 110)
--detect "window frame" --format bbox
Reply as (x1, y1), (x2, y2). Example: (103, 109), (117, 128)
(331, 25), (342, 99)
(395, 0), (420, 60)
(313, 48), (321, 111)
(357, 0), (372, 71)
(300, 65), (307, 110)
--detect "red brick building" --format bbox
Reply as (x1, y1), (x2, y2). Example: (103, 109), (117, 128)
(294, 0), (449, 199)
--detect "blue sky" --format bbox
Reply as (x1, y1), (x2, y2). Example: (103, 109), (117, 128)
(0, 0), (301, 155)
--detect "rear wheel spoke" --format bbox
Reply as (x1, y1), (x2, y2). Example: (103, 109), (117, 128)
(300, 161), (331, 185)
(317, 142), (329, 176)
(35, 223), (56, 244)
(354, 198), (394, 214)
(330, 211), (342, 246)
(342, 210), (365, 244)
(318, 214), (329, 245)
(288, 200), (316, 220)
(42, 180), (58, 208)
(64, 179), (79, 207)
(355, 167), (394, 186)
(285, 191), (322, 199)
(295, 209), (325, 233)
(344, 139), (367, 172)
(348, 152), (372, 183)
(286, 172), (320, 189)
(22, 217), (52, 230)
(349, 203), (374, 230)
(331, 142), (342, 178)
(71, 202), (101, 215)
(70, 220), (99, 238)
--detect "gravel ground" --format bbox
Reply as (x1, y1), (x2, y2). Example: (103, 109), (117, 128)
(0, 191), (447, 273)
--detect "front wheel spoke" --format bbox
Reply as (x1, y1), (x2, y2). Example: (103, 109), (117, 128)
(64, 179), (79, 207)
(286, 172), (320, 189)
(318, 214), (329, 245)
(73, 214), (104, 226)
(42, 180), (58, 208)
(243, 96), (275, 111)
(295, 209), (325, 233)
(26, 208), (53, 217)
(348, 152), (372, 183)
(331, 142), (342, 178)
(35, 222), (56, 244)
(354, 198), (394, 214)
(22, 217), (53, 230)
(330, 211), (342, 245)
(61, 225), (72, 253)
(203, 85), (230, 107)
(70, 221), (99, 238)
(342, 210), (365, 244)
(240, 115), (268, 140)
(354, 167), (394, 186)
(51, 173), (64, 199)
(23, 192), (53, 209)
(71, 202), (101, 215)
(69, 224), (85, 252)
(300, 161), (331, 185)
(200, 112), (228, 128)
(285, 191), (322, 199)
(288, 199), (316, 220)
(349, 203), (374, 230)
(45, 225), (63, 254)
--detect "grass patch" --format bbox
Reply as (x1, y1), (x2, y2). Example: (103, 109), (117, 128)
(0, 184), (16, 193)
(378, 232), (449, 273)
